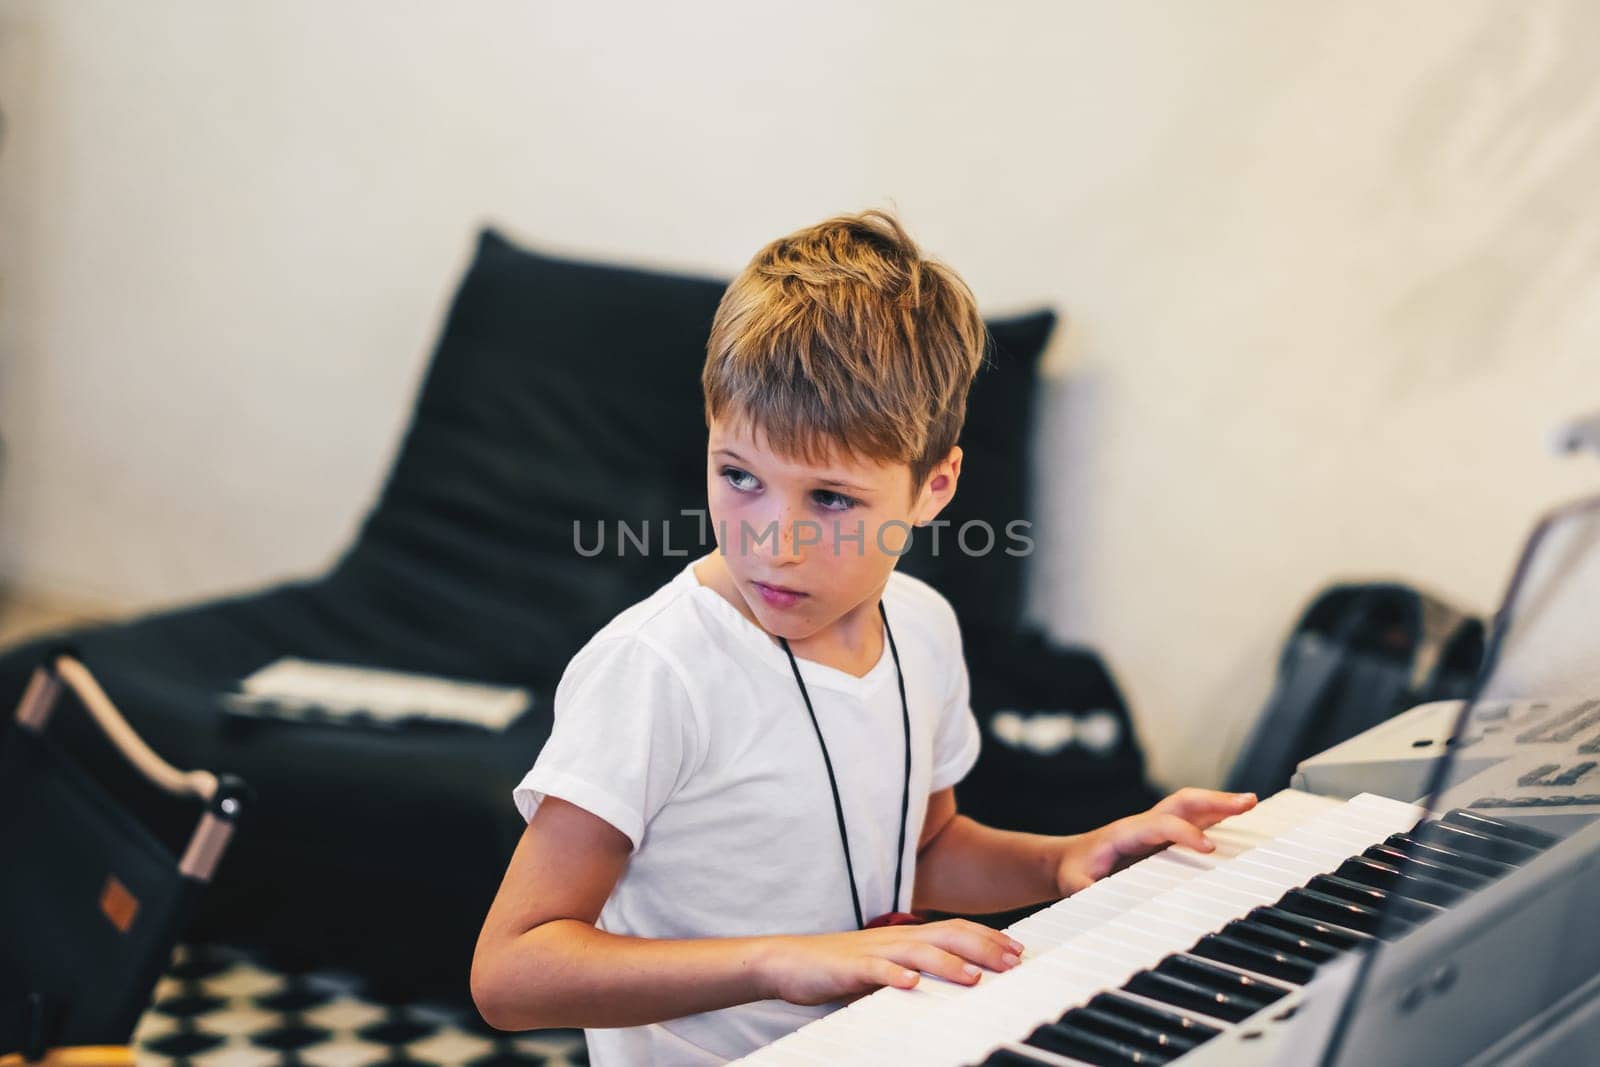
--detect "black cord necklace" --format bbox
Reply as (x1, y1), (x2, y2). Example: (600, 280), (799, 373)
(778, 599), (913, 931)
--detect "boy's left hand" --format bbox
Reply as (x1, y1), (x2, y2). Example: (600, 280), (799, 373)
(1055, 788), (1257, 896)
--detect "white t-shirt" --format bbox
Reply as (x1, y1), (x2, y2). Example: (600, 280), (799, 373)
(512, 552), (982, 1066)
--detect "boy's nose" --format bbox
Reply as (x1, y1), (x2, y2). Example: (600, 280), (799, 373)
(778, 516), (801, 556)
(780, 513), (824, 557)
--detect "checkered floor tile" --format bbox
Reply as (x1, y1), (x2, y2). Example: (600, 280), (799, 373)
(133, 945), (586, 1067)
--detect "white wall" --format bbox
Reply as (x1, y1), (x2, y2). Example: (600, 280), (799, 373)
(3, 1), (1599, 788)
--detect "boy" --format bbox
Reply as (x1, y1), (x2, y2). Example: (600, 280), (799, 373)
(471, 210), (1254, 1065)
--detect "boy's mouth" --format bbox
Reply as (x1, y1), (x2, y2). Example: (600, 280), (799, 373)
(751, 580), (808, 607)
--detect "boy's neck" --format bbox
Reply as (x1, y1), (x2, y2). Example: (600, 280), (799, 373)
(692, 553), (886, 679)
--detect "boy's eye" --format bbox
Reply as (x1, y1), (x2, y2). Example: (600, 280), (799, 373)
(811, 489), (858, 512)
(720, 466), (759, 492)
(718, 466), (856, 510)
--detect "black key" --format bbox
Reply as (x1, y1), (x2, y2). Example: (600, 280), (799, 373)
(1383, 834), (1511, 879)
(1306, 874), (1443, 923)
(1192, 933), (1316, 984)
(1087, 993), (1222, 1042)
(1124, 970), (1258, 1023)
(1363, 844), (1488, 889)
(1065, 1005), (1203, 1056)
(1339, 855), (1400, 883)
(1441, 808), (1561, 850)
(1413, 822), (1539, 865)
(1305, 873), (1389, 909)
(1279, 887), (1395, 936)
(1027, 1020), (1168, 1065)
(1225, 919), (1340, 963)
(1248, 906), (1373, 950)
(1336, 857), (1466, 907)
(1158, 954), (1290, 1004)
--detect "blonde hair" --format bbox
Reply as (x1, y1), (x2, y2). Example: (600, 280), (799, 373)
(702, 209), (988, 500)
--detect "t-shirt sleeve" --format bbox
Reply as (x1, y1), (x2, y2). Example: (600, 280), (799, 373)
(931, 609), (983, 792)
(511, 635), (701, 851)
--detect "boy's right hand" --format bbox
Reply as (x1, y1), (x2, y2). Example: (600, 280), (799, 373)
(760, 919), (1025, 1006)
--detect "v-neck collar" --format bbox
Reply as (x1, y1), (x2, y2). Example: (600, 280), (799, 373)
(677, 553), (896, 697)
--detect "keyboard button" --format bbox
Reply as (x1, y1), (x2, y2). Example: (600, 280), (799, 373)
(1516, 763), (1561, 787)
(1191, 933), (1316, 984)
(1086, 992), (1222, 1042)
(1306, 874), (1442, 924)
(1225, 919), (1340, 963)
(1157, 954), (1290, 1004)
(1248, 905), (1373, 949)
(1362, 844), (1487, 889)
(1064, 1005), (1204, 1056)
(1413, 822), (1539, 865)
(1124, 971), (1258, 1023)
(1440, 808), (1561, 850)
(1278, 888), (1393, 936)
(1384, 834), (1511, 879)
(1025, 1021), (1168, 1065)
(1336, 857), (1465, 907)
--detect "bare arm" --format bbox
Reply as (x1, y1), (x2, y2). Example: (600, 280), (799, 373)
(470, 796), (1024, 1032)
(913, 787), (1257, 916)
(911, 788), (1070, 914)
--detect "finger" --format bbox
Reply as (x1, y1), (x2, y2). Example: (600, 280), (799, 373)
(860, 956), (919, 991)
(1156, 789), (1256, 826)
(1189, 791), (1258, 829)
(886, 941), (985, 986)
(1150, 787), (1194, 816)
(947, 917), (1026, 960)
(933, 919), (1026, 957)
(919, 921), (1023, 971)
(1160, 813), (1214, 852)
(1120, 813), (1211, 854)
(912, 918), (1020, 954)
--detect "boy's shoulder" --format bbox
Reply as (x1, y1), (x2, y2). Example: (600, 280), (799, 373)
(882, 566), (964, 652)
(565, 564), (706, 675)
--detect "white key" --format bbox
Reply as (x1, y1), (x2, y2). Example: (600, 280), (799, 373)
(1307, 822), (1386, 851)
(1107, 910), (1209, 944)
(1158, 889), (1247, 923)
(1244, 846), (1333, 878)
(1190, 877), (1273, 910)
(1277, 831), (1358, 862)
(1048, 895), (1132, 924)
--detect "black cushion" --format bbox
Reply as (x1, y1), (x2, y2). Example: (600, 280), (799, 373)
(336, 229), (730, 692)
(896, 310), (1056, 633)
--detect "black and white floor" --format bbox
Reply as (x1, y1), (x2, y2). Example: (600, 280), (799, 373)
(133, 945), (586, 1067)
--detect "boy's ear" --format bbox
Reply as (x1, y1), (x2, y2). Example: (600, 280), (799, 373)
(913, 446), (962, 525)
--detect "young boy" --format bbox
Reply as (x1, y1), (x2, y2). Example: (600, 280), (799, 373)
(470, 210), (1254, 1065)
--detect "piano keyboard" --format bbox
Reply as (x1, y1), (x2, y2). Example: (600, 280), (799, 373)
(733, 790), (1561, 1067)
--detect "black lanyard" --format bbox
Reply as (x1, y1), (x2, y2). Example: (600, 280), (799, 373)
(778, 599), (912, 931)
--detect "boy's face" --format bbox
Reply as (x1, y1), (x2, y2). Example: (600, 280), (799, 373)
(703, 415), (960, 642)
